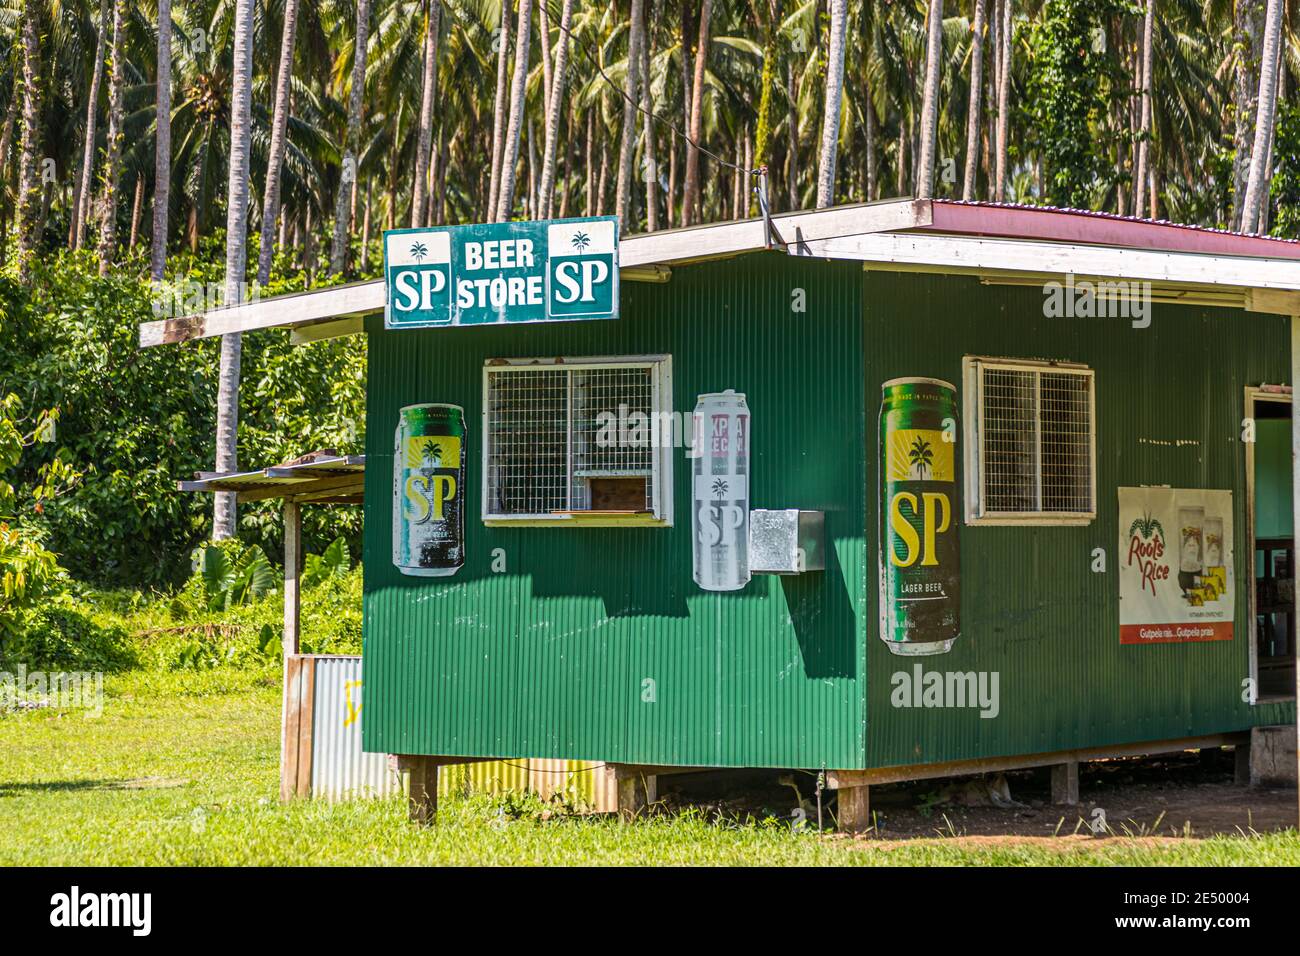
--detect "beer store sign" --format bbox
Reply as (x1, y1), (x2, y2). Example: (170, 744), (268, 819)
(383, 216), (619, 329)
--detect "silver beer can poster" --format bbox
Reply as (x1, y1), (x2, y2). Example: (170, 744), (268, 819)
(692, 390), (751, 592)
(393, 403), (466, 577)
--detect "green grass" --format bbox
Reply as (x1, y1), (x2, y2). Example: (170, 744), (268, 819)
(2, 667), (1297, 866)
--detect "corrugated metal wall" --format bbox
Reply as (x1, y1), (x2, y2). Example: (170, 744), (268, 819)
(362, 253), (868, 769)
(862, 271), (1296, 768)
(309, 656), (398, 801)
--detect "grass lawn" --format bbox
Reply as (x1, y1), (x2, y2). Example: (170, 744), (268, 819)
(2, 667), (1297, 866)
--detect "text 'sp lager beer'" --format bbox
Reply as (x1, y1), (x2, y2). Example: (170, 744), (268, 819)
(879, 378), (960, 655)
(393, 403), (465, 577)
(692, 390), (750, 591)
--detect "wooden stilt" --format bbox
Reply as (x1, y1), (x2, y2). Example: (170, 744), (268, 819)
(609, 765), (657, 822)
(1051, 760), (1080, 805)
(397, 755), (440, 825)
(837, 785), (871, 834)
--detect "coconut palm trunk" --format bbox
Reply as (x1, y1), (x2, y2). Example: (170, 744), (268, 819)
(815, 0), (849, 208)
(96, 0), (127, 276)
(488, 0), (513, 220)
(993, 0), (1011, 202)
(410, 0), (442, 227)
(151, 0), (173, 281)
(330, 0), (372, 273)
(614, 0), (646, 223)
(212, 0), (256, 541)
(1232, 0), (1266, 229)
(680, 0), (712, 226)
(496, 0), (534, 220)
(1240, 0), (1283, 233)
(916, 0), (944, 199)
(640, 0), (661, 228)
(1134, 0), (1155, 218)
(15, 1), (43, 285)
(961, 0), (986, 200)
(73, 0), (110, 251)
(538, 0), (576, 219)
(256, 0), (301, 283)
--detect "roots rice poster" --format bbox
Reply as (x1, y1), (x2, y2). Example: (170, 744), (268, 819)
(1118, 487), (1234, 644)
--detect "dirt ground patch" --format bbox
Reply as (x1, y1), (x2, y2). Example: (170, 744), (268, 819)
(658, 749), (1297, 842)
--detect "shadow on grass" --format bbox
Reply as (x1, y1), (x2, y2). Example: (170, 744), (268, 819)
(0, 777), (190, 796)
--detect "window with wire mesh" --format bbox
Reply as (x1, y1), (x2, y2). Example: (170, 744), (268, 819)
(975, 362), (1093, 517)
(485, 362), (658, 516)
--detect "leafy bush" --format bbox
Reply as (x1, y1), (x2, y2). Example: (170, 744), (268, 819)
(0, 604), (138, 673)
(0, 251), (366, 587)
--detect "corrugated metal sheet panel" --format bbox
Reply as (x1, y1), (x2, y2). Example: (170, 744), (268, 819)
(362, 253), (868, 769)
(862, 271), (1296, 768)
(309, 656), (398, 801)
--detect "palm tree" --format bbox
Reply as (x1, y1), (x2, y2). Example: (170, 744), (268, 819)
(538, 0), (577, 219)
(15, 0), (43, 285)
(615, 0), (646, 223)
(496, 0), (533, 220)
(213, 0), (255, 541)
(681, 0), (713, 225)
(73, 0), (109, 251)
(256, 0), (302, 283)
(961, 0), (986, 199)
(410, 0), (442, 228)
(816, 0), (848, 208)
(331, 0), (373, 273)
(1240, 0), (1283, 233)
(151, 0), (173, 281)
(1134, 0), (1155, 217)
(488, 0), (513, 220)
(96, 0), (127, 276)
(993, 0), (1011, 202)
(915, 0), (944, 199)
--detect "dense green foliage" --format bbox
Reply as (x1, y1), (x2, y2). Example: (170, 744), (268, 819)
(1026, 0), (1134, 208)
(1270, 101), (1300, 240)
(0, 252), (365, 587)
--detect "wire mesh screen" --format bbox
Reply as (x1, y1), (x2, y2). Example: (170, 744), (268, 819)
(979, 364), (1092, 515)
(982, 368), (1039, 512)
(570, 366), (655, 511)
(485, 369), (569, 514)
(486, 363), (658, 516)
(1039, 371), (1093, 512)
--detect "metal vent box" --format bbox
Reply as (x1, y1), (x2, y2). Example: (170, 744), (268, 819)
(749, 510), (825, 574)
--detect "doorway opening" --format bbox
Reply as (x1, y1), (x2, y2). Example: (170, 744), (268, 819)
(1246, 387), (1296, 702)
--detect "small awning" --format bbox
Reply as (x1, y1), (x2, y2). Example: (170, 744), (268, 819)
(179, 451), (365, 504)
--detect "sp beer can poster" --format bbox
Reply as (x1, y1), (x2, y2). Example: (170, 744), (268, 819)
(1118, 487), (1233, 643)
(393, 403), (466, 577)
(692, 390), (750, 592)
(878, 378), (961, 656)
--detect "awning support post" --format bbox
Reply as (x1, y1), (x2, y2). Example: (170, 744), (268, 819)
(283, 500), (301, 656)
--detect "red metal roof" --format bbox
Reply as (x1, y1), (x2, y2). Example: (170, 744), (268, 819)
(925, 200), (1300, 261)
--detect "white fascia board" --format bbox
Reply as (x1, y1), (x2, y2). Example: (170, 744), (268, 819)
(791, 232), (1300, 294)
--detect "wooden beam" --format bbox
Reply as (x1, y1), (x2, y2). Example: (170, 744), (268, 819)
(826, 733), (1248, 789)
(290, 316), (366, 345)
(283, 501), (301, 657)
(1050, 760), (1080, 805)
(794, 232), (1300, 292)
(235, 473), (364, 503)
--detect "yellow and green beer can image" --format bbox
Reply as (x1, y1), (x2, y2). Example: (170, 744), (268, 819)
(393, 403), (465, 577)
(878, 378), (961, 655)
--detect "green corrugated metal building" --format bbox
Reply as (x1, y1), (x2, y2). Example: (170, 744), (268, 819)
(187, 198), (1293, 827)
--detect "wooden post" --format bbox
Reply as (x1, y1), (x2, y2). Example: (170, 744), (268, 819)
(610, 765), (657, 821)
(837, 785), (871, 835)
(397, 755), (440, 825)
(283, 500), (302, 656)
(1051, 760), (1080, 805)
(1234, 741), (1252, 786)
(1293, 316), (1300, 826)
